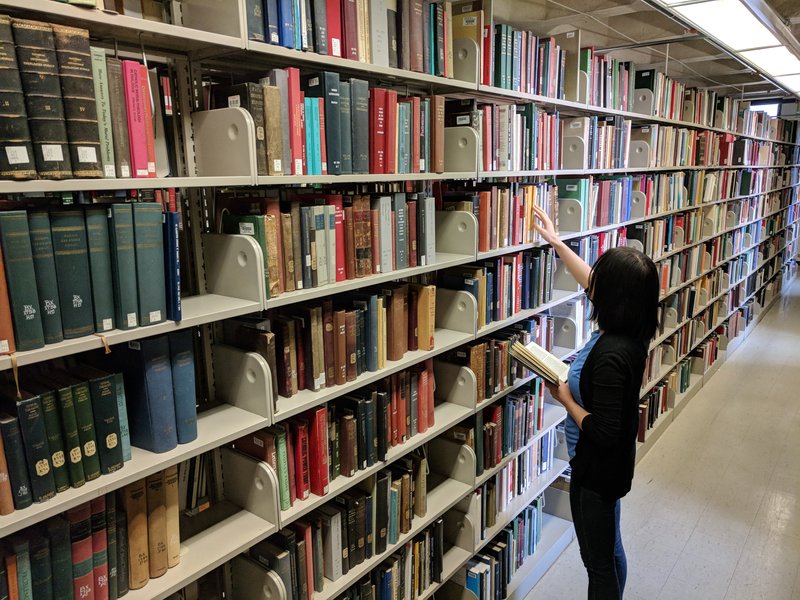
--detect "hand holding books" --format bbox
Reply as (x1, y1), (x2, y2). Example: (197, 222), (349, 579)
(510, 341), (569, 385)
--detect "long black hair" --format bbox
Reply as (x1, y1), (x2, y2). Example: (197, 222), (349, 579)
(587, 246), (660, 344)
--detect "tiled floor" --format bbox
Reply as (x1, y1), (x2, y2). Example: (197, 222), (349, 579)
(529, 275), (800, 600)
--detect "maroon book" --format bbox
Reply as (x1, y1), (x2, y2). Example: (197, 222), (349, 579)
(67, 502), (95, 600)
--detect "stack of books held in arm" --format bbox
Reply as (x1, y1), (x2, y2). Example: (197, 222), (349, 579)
(510, 341), (569, 385)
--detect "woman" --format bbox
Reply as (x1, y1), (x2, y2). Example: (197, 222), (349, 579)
(532, 206), (659, 600)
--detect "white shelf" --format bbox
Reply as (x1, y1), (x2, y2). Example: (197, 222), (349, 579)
(126, 510), (276, 600)
(0, 175), (254, 194)
(505, 514), (575, 598)
(265, 252), (473, 309)
(0, 294), (260, 372)
(277, 400), (473, 525)
(476, 289), (584, 337)
(479, 163), (799, 179)
(256, 171), (477, 186)
(475, 374), (536, 413)
(273, 327), (473, 422)
(0, 404), (269, 538)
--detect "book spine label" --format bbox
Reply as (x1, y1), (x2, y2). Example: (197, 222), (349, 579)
(0, 211), (45, 350)
(90, 496), (109, 600)
(54, 386), (86, 488)
(72, 381), (102, 481)
(53, 25), (103, 177)
(39, 390), (70, 493)
(50, 210), (96, 338)
(131, 203), (167, 326)
(67, 504), (95, 600)
(27, 211), (64, 344)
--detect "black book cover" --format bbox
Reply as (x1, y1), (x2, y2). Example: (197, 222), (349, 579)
(304, 0), (314, 51)
(376, 390), (389, 461)
(375, 471), (390, 554)
(340, 396), (367, 470)
(11, 18), (72, 178)
(300, 205), (314, 289)
(339, 81), (353, 174)
(52, 24), (103, 178)
(312, 0), (328, 55)
(29, 526), (53, 600)
(334, 493), (358, 569)
(272, 529), (299, 600)
(353, 493), (366, 565)
(0, 15), (36, 179)
(350, 78), (369, 174)
(388, 1), (399, 69)
(116, 508), (129, 596)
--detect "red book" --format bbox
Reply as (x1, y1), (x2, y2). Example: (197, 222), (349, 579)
(482, 106), (492, 172)
(342, 0), (359, 60)
(139, 64), (156, 177)
(67, 503), (95, 600)
(292, 419), (311, 501)
(308, 407), (329, 496)
(384, 90), (398, 174)
(90, 497), (109, 600)
(287, 68), (305, 175)
(370, 208), (381, 273)
(4, 553), (17, 600)
(488, 405), (502, 462)
(122, 60), (150, 178)
(327, 195), (347, 281)
(292, 520), (316, 599)
(407, 199), (417, 268)
(369, 88), (387, 174)
(417, 367), (428, 434)
(318, 97), (328, 175)
(326, 0), (343, 56)
(482, 24), (492, 85)
(425, 359), (435, 429)
(300, 92), (307, 174)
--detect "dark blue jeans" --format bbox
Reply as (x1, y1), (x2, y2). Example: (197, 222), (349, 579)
(570, 484), (627, 600)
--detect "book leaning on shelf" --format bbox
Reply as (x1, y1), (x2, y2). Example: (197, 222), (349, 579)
(510, 341), (569, 385)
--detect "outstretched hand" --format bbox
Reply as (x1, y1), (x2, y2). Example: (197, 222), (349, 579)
(532, 205), (558, 245)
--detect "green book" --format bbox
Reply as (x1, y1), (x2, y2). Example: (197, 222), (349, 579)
(49, 372), (101, 482)
(27, 211), (64, 345)
(40, 376), (86, 488)
(23, 382), (70, 493)
(84, 207), (115, 333)
(221, 213), (271, 299)
(28, 528), (53, 600)
(113, 372), (132, 462)
(131, 203), (167, 327)
(72, 365), (123, 475)
(9, 534), (33, 600)
(270, 425), (291, 510)
(0, 388), (56, 503)
(46, 516), (73, 600)
(90, 46), (116, 178)
(108, 204), (139, 330)
(0, 211), (45, 351)
(50, 210), (96, 339)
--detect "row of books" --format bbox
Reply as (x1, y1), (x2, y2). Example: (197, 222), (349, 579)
(239, 455), (428, 593)
(441, 316), (554, 407)
(453, 494), (545, 600)
(210, 71), (446, 177)
(0, 465), (180, 600)
(0, 329), (197, 515)
(0, 201), (180, 353)
(246, 0), (459, 78)
(231, 360), (435, 511)
(1, 17), (179, 180)
(222, 281), (435, 401)
(217, 191), (436, 300)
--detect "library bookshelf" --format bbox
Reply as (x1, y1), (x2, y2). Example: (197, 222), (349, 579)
(0, 1), (798, 599)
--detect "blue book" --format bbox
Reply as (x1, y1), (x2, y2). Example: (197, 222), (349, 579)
(277, 0), (295, 47)
(169, 330), (198, 444)
(113, 373), (132, 461)
(264, 0), (280, 44)
(398, 103), (409, 174)
(293, 0), (302, 48)
(465, 561), (482, 599)
(117, 335), (177, 454)
(162, 210), (182, 322)
(311, 99), (322, 175)
(388, 485), (398, 544)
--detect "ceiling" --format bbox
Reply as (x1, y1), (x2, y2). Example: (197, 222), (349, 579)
(494, 0), (800, 102)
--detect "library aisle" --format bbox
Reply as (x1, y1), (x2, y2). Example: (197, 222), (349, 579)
(531, 275), (800, 600)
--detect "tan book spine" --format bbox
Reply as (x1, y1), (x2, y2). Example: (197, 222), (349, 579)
(313, 306), (326, 390)
(264, 214), (281, 299)
(290, 203), (304, 290)
(145, 470), (168, 578)
(377, 296), (386, 369)
(123, 479), (150, 589)
(431, 96), (445, 173)
(164, 464), (180, 568)
(263, 85), (284, 176)
(416, 284), (436, 351)
(281, 213), (296, 292)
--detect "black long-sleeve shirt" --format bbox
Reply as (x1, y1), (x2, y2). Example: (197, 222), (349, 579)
(570, 333), (647, 500)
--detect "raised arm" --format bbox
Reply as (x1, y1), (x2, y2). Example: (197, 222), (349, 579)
(532, 205), (591, 290)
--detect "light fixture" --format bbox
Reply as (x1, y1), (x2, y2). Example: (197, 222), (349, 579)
(673, 0), (780, 51)
(775, 75), (800, 92)
(740, 46), (800, 76)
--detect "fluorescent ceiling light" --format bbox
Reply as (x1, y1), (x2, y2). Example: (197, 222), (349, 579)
(674, 0), (780, 50)
(775, 75), (800, 91)
(740, 46), (800, 76)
